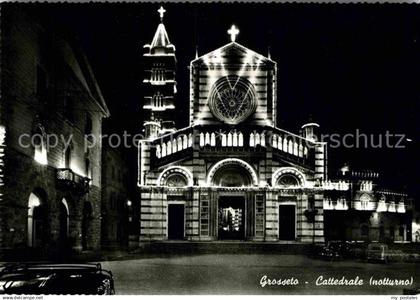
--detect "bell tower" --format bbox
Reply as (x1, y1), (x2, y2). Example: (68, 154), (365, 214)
(142, 6), (177, 139)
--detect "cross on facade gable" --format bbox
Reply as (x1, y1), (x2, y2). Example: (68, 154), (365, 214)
(227, 25), (239, 42)
(158, 6), (166, 21)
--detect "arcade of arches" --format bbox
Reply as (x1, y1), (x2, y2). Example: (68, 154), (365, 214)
(25, 188), (95, 251)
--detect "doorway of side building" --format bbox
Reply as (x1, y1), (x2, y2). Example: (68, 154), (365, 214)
(218, 196), (245, 240)
(27, 191), (48, 248)
(279, 204), (296, 240)
(167, 204), (185, 240)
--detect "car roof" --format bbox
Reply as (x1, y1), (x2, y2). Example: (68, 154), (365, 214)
(1, 263), (103, 273)
(0, 263), (114, 280)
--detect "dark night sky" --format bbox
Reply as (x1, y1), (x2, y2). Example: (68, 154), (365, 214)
(14, 3), (420, 198)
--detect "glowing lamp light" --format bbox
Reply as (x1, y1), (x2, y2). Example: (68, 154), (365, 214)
(28, 194), (41, 208)
(34, 148), (48, 165)
(127, 200), (132, 207)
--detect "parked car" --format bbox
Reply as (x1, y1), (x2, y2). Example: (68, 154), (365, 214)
(315, 241), (355, 261)
(0, 263), (115, 295)
(317, 245), (341, 261)
(367, 243), (389, 263)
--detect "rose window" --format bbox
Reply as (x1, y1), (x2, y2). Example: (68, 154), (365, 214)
(276, 174), (300, 187)
(208, 76), (257, 124)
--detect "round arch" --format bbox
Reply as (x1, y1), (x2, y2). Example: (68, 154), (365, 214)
(207, 158), (258, 186)
(272, 167), (306, 187)
(27, 188), (48, 247)
(157, 166), (194, 186)
(360, 193), (372, 201)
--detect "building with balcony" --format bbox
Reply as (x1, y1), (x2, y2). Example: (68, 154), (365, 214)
(101, 140), (139, 249)
(137, 7), (412, 245)
(323, 167), (412, 243)
(0, 6), (110, 254)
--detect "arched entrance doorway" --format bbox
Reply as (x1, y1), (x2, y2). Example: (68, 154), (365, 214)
(27, 190), (47, 248)
(158, 167), (191, 240)
(218, 196), (245, 240)
(208, 159), (258, 240)
(272, 168), (305, 241)
(82, 201), (93, 250)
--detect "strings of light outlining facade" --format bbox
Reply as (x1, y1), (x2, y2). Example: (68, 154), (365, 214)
(137, 8), (412, 243)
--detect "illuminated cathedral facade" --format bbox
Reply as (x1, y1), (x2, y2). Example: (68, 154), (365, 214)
(138, 8), (412, 244)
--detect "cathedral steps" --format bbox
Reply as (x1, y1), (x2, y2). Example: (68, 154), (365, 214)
(135, 241), (315, 255)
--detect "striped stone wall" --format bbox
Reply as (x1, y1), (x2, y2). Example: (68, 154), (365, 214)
(139, 125), (324, 243)
(192, 69), (269, 126)
(190, 43), (276, 127)
(140, 187), (325, 243)
(299, 193), (325, 243)
(139, 43), (324, 244)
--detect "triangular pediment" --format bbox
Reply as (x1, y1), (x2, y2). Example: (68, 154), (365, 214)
(192, 42), (274, 66)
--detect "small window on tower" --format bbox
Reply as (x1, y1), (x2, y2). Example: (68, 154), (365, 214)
(153, 92), (163, 108)
(360, 194), (371, 210)
(151, 63), (165, 82)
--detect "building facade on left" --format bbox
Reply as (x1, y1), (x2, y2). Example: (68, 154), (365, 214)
(0, 7), (110, 254)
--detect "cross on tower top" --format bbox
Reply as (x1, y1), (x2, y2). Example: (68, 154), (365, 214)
(227, 25), (239, 42)
(158, 6), (166, 21)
